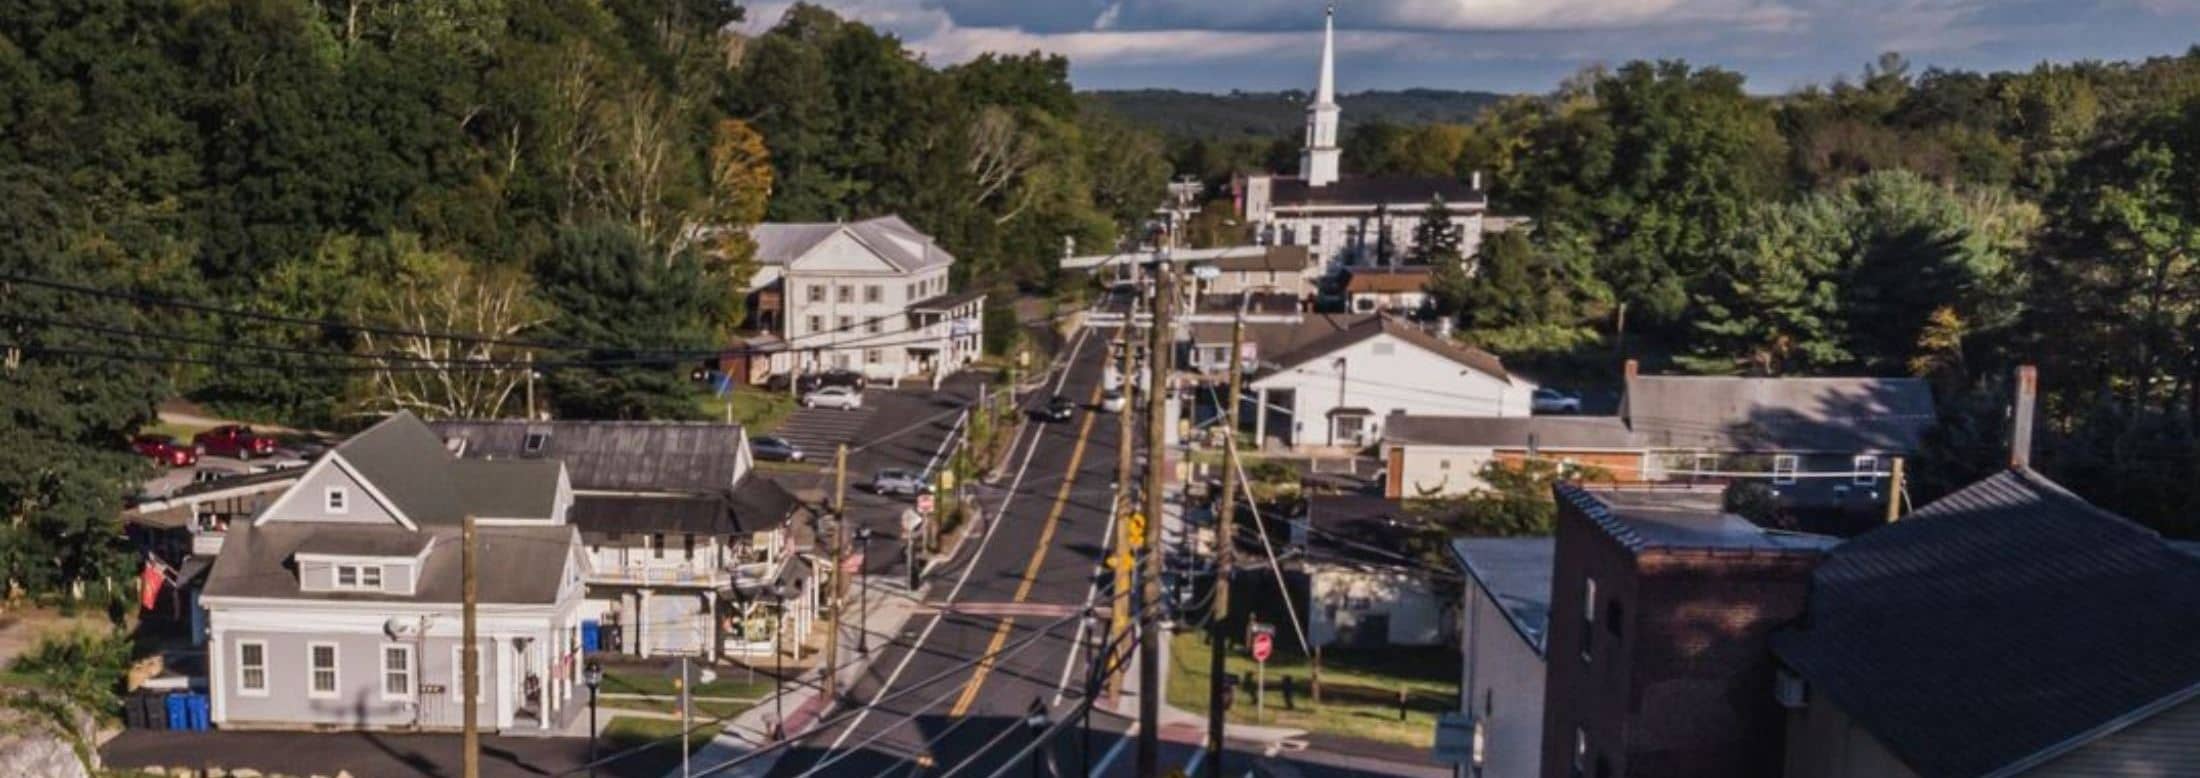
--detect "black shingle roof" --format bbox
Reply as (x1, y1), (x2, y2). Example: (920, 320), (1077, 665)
(1772, 469), (2200, 777)
(434, 420), (745, 493)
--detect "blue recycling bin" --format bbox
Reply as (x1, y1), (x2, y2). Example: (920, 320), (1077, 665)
(187, 694), (210, 730)
(581, 619), (601, 652)
(165, 693), (188, 730)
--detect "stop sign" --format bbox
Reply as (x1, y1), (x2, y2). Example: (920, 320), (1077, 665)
(1250, 631), (1273, 663)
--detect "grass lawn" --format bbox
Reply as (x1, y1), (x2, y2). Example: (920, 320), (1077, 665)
(600, 716), (723, 777)
(600, 666), (776, 700)
(692, 389), (796, 434)
(137, 419), (213, 441)
(1165, 632), (1456, 749)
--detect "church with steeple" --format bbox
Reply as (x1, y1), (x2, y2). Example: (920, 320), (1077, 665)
(1236, 5), (1509, 279)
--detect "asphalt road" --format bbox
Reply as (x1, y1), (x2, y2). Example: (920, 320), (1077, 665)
(762, 323), (1124, 778)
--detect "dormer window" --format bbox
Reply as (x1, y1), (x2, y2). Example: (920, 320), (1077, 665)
(335, 564), (384, 590)
(325, 487), (348, 514)
(524, 430), (549, 453)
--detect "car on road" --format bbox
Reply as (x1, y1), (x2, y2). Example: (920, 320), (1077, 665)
(1532, 388), (1583, 414)
(1099, 388), (1127, 413)
(771, 369), (869, 394)
(802, 386), (864, 410)
(1038, 395), (1076, 422)
(193, 424), (277, 459)
(751, 436), (806, 462)
(869, 468), (928, 497)
(133, 434), (199, 467)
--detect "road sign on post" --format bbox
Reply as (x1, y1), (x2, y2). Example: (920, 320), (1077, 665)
(1250, 629), (1273, 663)
(1249, 622), (1274, 723)
(916, 493), (935, 516)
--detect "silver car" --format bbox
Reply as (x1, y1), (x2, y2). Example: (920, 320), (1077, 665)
(803, 386), (864, 410)
(870, 468), (927, 497)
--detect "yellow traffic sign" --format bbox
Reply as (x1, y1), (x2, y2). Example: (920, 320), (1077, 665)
(939, 471), (956, 490)
(1127, 512), (1147, 547)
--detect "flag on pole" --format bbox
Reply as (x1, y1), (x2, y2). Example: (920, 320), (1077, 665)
(139, 558), (165, 610)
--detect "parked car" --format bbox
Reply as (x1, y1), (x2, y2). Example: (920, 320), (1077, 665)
(1099, 388), (1127, 413)
(193, 425), (277, 459)
(751, 436), (806, 463)
(133, 434), (199, 467)
(1038, 395), (1076, 422)
(1531, 388), (1583, 414)
(802, 386), (864, 410)
(870, 468), (928, 497)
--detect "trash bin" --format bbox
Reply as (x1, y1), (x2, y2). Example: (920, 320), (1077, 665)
(582, 619), (601, 652)
(165, 693), (188, 730)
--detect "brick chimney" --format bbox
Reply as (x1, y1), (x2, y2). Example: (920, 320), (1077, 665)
(1623, 358), (1639, 382)
(2011, 365), (2037, 469)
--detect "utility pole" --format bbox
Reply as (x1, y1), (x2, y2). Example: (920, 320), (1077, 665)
(1105, 306), (1136, 701)
(1138, 253), (1173, 778)
(1205, 310), (1246, 778)
(1884, 457), (1906, 522)
(462, 515), (480, 778)
(523, 352), (536, 420)
(825, 443), (849, 701)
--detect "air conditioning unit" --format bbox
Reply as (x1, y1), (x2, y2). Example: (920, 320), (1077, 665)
(385, 616), (422, 640)
(1775, 668), (1809, 709)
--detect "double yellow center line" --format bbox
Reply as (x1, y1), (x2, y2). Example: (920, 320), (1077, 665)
(947, 373), (1108, 716)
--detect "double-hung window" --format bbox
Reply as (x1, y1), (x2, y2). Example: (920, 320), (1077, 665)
(325, 487), (348, 514)
(335, 564), (383, 591)
(382, 644), (415, 700)
(308, 642), (339, 699)
(1853, 455), (1879, 486)
(1773, 454), (1799, 485)
(237, 641), (268, 695)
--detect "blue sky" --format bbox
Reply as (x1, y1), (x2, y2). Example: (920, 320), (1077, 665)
(739, 0), (2200, 94)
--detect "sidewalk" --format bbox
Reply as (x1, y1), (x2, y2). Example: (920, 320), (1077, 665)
(674, 575), (924, 778)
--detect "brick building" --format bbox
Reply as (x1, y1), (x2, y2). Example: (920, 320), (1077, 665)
(1539, 485), (1835, 778)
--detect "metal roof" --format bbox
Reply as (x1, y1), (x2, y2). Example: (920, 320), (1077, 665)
(434, 419), (746, 494)
(1451, 537), (1556, 655)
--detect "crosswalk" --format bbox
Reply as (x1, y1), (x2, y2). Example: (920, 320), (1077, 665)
(773, 403), (877, 460)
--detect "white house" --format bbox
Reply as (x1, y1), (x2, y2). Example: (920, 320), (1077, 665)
(747, 216), (985, 382)
(1244, 314), (1531, 450)
(1286, 496), (1450, 648)
(1234, 7), (1509, 277)
(1450, 537), (1554, 778)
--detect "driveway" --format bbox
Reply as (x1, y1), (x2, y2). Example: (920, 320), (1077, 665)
(102, 729), (665, 778)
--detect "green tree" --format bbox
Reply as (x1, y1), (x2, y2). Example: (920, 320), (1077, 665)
(1408, 196), (1462, 264)
(533, 222), (725, 419)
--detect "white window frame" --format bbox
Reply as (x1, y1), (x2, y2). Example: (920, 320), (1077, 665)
(325, 487), (348, 514)
(381, 643), (416, 701)
(1773, 454), (1799, 485)
(336, 565), (357, 588)
(1582, 577), (1598, 661)
(307, 641), (340, 699)
(236, 639), (269, 697)
(334, 564), (384, 591)
(1853, 455), (1879, 486)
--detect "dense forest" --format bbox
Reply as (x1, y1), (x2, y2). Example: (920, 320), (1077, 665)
(1169, 52), (2200, 537)
(0, 0), (1164, 596)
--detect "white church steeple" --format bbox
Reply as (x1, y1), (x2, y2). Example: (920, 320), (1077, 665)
(1299, 4), (1342, 188)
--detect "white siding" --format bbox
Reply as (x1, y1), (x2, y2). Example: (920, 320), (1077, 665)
(1394, 444), (1500, 497)
(1460, 574), (1546, 778)
(1251, 332), (1530, 450)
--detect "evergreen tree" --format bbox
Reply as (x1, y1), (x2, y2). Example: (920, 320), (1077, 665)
(1409, 196), (1463, 265)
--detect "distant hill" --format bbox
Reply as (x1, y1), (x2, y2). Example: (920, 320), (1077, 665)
(1084, 88), (1512, 139)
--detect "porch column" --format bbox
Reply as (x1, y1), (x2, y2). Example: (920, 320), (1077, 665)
(1254, 387), (1268, 448)
(638, 590), (654, 657)
(705, 590), (721, 663)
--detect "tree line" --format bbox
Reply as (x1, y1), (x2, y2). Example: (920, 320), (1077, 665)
(0, 0), (1164, 597)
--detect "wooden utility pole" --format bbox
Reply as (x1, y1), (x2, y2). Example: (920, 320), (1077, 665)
(1885, 457), (1906, 522)
(825, 444), (849, 700)
(1105, 312), (1136, 701)
(1206, 310), (1246, 778)
(1138, 255), (1173, 778)
(523, 352), (536, 420)
(462, 515), (480, 778)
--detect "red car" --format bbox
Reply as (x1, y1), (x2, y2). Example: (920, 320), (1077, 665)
(132, 434), (199, 467)
(193, 425), (277, 459)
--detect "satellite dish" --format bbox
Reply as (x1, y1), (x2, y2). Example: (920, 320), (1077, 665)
(385, 617), (420, 639)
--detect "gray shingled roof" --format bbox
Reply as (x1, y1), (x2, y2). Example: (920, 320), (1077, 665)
(1622, 375), (1935, 453)
(1450, 537), (1556, 655)
(294, 528), (434, 558)
(1772, 469), (2200, 778)
(1254, 314), (1508, 382)
(748, 216), (953, 273)
(1203, 245), (1312, 273)
(569, 494), (731, 535)
(433, 420), (744, 494)
(329, 413), (561, 525)
(204, 522), (573, 605)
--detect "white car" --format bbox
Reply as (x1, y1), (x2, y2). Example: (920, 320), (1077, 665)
(803, 386), (863, 410)
(1532, 388), (1583, 414)
(1099, 388), (1127, 413)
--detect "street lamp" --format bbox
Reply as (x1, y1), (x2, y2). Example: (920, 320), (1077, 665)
(770, 582), (788, 739)
(855, 527), (873, 656)
(583, 660), (603, 778)
(1024, 697), (1051, 778)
